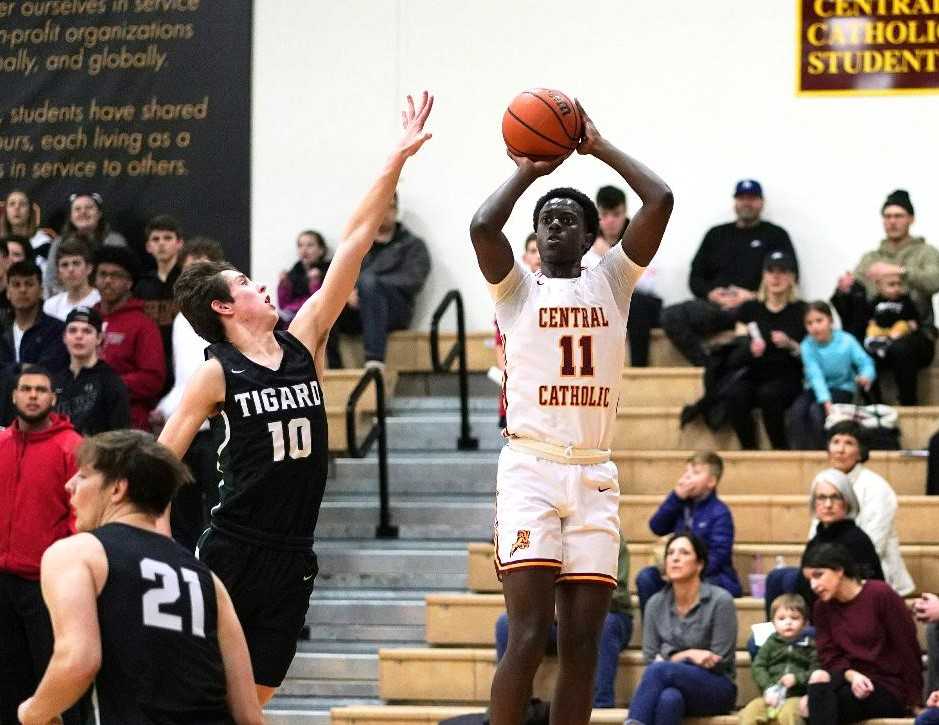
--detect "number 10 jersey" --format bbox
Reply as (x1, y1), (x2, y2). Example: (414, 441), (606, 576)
(491, 244), (644, 452)
(207, 330), (328, 550)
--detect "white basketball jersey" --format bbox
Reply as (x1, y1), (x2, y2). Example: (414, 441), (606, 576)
(490, 244), (644, 451)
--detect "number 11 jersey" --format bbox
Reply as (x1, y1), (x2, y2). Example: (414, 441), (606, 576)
(491, 244), (644, 452)
(207, 330), (328, 549)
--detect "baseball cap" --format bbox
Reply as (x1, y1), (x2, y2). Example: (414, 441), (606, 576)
(734, 179), (763, 198)
(65, 305), (103, 332)
(763, 251), (796, 273)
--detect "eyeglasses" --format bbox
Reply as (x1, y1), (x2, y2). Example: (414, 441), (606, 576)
(814, 494), (844, 505)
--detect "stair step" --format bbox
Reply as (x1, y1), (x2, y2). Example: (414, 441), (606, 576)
(385, 415), (504, 451)
(330, 455), (498, 495)
(314, 542), (468, 590)
(285, 652), (379, 681)
(317, 499), (494, 540)
(265, 696), (381, 725)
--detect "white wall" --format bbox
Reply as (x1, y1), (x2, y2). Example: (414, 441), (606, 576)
(252, 0), (939, 331)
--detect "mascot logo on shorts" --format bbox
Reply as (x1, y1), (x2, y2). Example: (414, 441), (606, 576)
(510, 530), (531, 557)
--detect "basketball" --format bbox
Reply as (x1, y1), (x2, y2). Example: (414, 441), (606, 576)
(502, 88), (583, 161)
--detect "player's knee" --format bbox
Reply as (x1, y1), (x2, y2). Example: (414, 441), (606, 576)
(808, 669), (830, 684)
(506, 619), (552, 657)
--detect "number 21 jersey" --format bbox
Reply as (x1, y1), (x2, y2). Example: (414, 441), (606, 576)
(207, 330), (328, 549)
(491, 244), (644, 451)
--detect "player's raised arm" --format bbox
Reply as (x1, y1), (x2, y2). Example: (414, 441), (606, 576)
(469, 152), (569, 284)
(212, 574), (266, 725)
(575, 101), (673, 267)
(158, 357), (226, 460)
(18, 537), (103, 725)
(289, 92), (434, 356)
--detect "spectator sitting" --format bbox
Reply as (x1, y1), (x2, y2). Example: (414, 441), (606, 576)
(53, 306), (129, 436)
(0, 365), (85, 725)
(93, 246), (165, 430)
(625, 534), (738, 725)
(802, 542), (921, 724)
(635, 450), (741, 615)
(864, 272), (919, 359)
(832, 189), (938, 405)
(726, 252), (806, 449)
(135, 215), (185, 392)
(662, 179), (798, 366)
(763, 468), (884, 620)
(0, 189), (55, 273)
(3, 233), (34, 264)
(0, 259), (69, 383)
(587, 185), (662, 368)
(787, 301), (875, 450)
(42, 237), (100, 321)
(739, 593), (819, 725)
(325, 191), (431, 370)
(914, 593), (939, 724)
(822, 421), (913, 594)
(495, 233), (540, 428)
(151, 237), (225, 551)
(494, 535), (632, 708)
(277, 229), (329, 324)
(45, 192), (126, 294)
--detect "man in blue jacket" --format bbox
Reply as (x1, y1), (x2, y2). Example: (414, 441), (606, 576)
(635, 450), (741, 614)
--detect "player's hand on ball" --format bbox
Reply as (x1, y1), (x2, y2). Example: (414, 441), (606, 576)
(398, 91), (434, 158)
(574, 100), (602, 155)
(505, 148), (570, 177)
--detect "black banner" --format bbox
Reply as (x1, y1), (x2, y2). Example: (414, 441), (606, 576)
(0, 0), (252, 272)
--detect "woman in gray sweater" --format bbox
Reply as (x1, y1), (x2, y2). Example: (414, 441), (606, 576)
(625, 533), (738, 725)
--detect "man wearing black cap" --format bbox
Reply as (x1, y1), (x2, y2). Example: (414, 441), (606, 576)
(93, 246), (165, 430)
(833, 189), (939, 405)
(53, 306), (130, 436)
(662, 179), (798, 366)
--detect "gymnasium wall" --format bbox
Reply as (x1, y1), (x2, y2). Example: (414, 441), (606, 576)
(252, 0), (939, 331)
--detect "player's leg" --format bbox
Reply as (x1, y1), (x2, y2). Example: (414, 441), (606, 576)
(553, 582), (613, 722)
(488, 568), (556, 725)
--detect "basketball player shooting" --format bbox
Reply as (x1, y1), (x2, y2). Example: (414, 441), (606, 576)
(156, 92), (434, 706)
(18, 431), (262, 725)
(469, 100), (672, 725)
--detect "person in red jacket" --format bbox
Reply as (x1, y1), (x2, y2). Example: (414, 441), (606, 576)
(0, 364), (84, 725)
(93, 246), (165, 430)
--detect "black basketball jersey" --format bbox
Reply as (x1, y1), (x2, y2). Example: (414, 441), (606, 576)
(207, 330), (328, 549)
(92, 523), (231, 724)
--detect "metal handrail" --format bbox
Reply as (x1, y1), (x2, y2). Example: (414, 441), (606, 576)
(429, 290), (479, 451)
(345, 367), (398, 539)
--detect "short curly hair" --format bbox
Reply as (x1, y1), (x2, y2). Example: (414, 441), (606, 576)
(532, 187), (599, 239)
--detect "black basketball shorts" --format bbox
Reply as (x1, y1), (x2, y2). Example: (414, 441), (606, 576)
(196, 528), (317, 687)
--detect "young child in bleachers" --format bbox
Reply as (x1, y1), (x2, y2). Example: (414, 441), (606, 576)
(739, 593), (818, 725)
(863, 272), (919, 359)
(787, 301), (875, 449)
(634, 450), (741, 613)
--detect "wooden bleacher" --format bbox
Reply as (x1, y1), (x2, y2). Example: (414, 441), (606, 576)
(328, 329), (932, 725)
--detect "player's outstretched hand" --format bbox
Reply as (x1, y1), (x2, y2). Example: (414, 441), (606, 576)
(574, 99), (603, 156)
(506, 148), (571, 178)
(398, 91), (434, 158)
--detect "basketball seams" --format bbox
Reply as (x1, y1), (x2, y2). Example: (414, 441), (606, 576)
(524, 89), (580, 143)
(505, 108), (573, 153)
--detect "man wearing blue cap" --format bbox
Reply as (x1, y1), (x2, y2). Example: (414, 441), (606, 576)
(662, 179), (798, 366)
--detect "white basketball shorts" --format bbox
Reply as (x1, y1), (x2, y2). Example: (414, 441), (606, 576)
(493, 446), (620, 586)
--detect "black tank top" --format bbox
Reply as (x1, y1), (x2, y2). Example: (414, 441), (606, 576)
(92, 523), (231, 724)
(207, 330), (328, 549)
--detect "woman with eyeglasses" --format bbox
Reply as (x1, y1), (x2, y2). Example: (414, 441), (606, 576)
(45, 192), (127, 294)
(763, 468), (883, 620)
